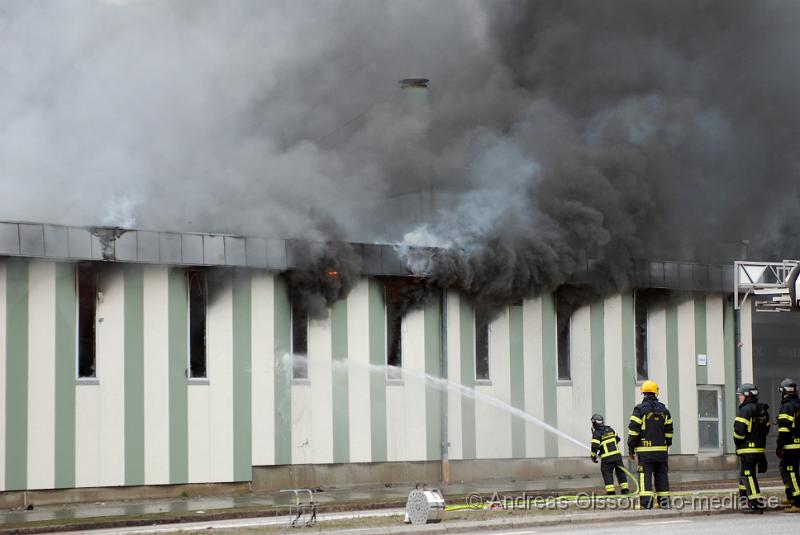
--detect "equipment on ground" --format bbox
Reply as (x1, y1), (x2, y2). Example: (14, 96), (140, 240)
(280, 488), (317, 528)
(404, 484), (445, 525)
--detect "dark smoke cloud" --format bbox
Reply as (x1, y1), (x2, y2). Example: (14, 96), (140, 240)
(2, 1), (800, 309)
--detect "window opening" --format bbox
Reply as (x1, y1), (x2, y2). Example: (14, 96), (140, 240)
(77, 264), (97, 378)
(187, 270), (207, 379)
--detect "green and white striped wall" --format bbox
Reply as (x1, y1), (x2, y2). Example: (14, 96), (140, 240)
(0, 258), (750, 492)
(0, 260), (253, 491)
(443, 291), (744, 461)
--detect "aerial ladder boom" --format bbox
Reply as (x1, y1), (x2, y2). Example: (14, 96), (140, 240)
(735, 260), (800, 311)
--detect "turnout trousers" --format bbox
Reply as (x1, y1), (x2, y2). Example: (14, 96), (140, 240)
(738, 453), (766, 509)
(600, 460), (629, 495)
(779, 452), (800, 506)
(637, 461), (669, 509)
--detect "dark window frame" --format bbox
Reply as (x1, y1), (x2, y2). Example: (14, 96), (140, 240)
(475, 308), (491, 381)
(76, 264), (98, 379)
(290, 295), (309, 381)
(556, 291), (572, 381)
(384, 285), (403, 380)
(634, 291), (649, 381)
(187, 270), (208, 379)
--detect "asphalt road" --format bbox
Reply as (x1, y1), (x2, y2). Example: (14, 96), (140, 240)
(494, 513), (799, 534)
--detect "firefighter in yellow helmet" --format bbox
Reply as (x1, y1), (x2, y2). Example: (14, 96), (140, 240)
(733, 383), (770, 514)
(627, 380), (674, 509)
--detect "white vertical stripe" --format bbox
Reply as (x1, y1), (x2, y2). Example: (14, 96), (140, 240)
(705, 295), (725, 385)
(523, 297), (545, 458)
(475, 309), (512, 459)
(394, 307), (427, 461)
(740, 301), (754, 383)
(386, 384), (405, 461)
(308, 310), (333, 463)
(143, 266), (170, 484)
(291, 384), (312, 464)
(678, 298), (698, 454)
(555, 385), (575, 457)
(603, 296), (625, 440)
(251, 272), (274, 466)
(97, 267), (125, 486)
(0, 261), (7, 489)
(565, 305), (591, 458)
(446, 291), (463, 460)
(648, 306), (668, 404)
(406, 307), (428, 462)
(187, 384), (210, 482)
(208, 277), (233, 481)
(74, 385), (100, 487)
(26, 261), (56, 489)
(386, 307), (407, 462)
(346, 279), (371, 462)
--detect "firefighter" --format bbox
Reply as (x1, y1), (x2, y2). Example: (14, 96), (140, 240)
(590, 413), (630, 495)
(627, 380), (673, 509)
(776, 378), (800, 512)
(733, 383), (770, 514)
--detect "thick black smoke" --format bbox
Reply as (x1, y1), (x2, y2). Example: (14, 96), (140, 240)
(284, 236), (361, 319)
(3, 1), (800, 310)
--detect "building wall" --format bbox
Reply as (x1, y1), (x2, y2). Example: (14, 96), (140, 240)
(0, 258), (746, 492)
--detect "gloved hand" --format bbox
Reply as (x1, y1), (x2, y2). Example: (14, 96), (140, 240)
(591, 456), (598, 463)
(777, 448), (784, 460)
(629, 453), (636, 460)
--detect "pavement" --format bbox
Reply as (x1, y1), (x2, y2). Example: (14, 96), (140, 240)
(0, 469), (787, 534)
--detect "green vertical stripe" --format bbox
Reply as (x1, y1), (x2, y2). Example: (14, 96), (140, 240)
(233, 272), (252, 480)
(509, 305), (525, 458)
(274, 276), (292, 465)
(168, 268), (188, 483)
(331, 298), (350, 464)
(723, 297), (736, 454)
(665, 303), (681, 454)
(541, 293), (558, 457)
(5, 259), (28, 490)
(368, 279), (387, 462)
(54, 263), (76, 489)
(695, 296), (708, 385)
(424, 296), (442, 462)
(124, 266), (145, 485)
(590, 301), (605, 417)
(459, 297), (476, 460)
(621, 293), (636, 445)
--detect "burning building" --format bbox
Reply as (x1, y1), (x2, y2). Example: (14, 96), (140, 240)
(0, 220), (747, 499)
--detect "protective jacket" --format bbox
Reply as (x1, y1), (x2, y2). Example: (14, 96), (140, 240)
(591, 424), (622, 463)
(733, 398), (770, 455)
(777, 395), (800, 453)
(627, 395), (673, 462)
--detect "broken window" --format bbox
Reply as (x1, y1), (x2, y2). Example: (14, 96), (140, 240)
(291, 296), (308, 380)
(556, 290), (571, 381)
(187, 270), (207, 379)
(475, 308), (490, 381)
(384, 280), (404, 380)
(76, 264), (97, 378)
(634, 291), (649, 381)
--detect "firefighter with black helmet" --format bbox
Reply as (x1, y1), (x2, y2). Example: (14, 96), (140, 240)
(733, 383), (770, 514)
(590, 413), (630, 495)
(776, 378), (800, 512)
(627, 380), (673, 509)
